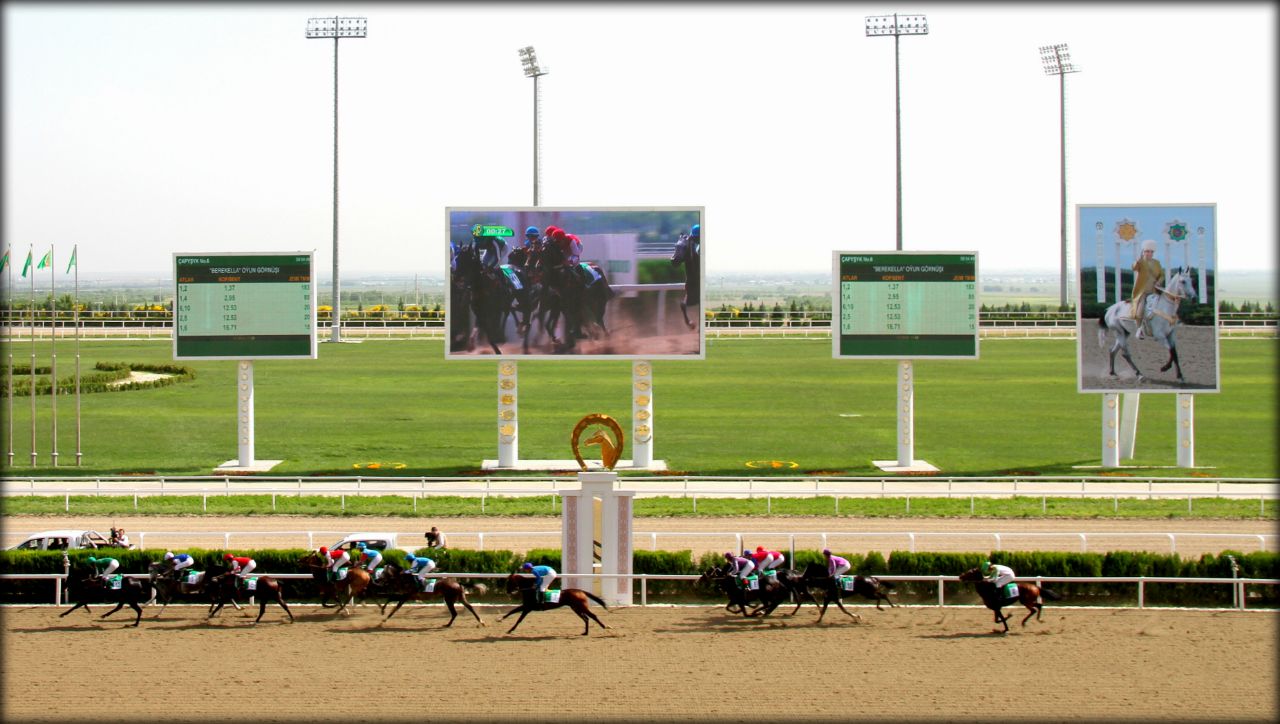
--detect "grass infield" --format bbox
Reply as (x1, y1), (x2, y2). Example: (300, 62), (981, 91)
(0, 337), (1275, 478)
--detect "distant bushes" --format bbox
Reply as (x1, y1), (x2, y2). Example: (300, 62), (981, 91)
(1, 361), (193, 397)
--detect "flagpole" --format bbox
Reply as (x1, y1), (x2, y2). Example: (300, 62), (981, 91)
(29, 244), (37, 466)
(49, 245), (58, 467)
(72, 245), (81, 466)
(5, 245), (13, 466)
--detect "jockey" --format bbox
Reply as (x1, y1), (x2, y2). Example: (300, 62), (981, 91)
(753, 546), (784, 574)
(471, 224), (505, 270)
(86, 555), (119, 584)
(520, 562), (557, 597)
(566, 233), (584, 265)
(404, 552), (437, 582)
(823, 549), (851, 579)
(317, 546), (349, 579)
(356, 542), (383, 576)
(724, 551), (755, 585)
(163, 551), (195, 579)
(1129, 239), (1164, 338)
(984, 561), (1017, 601)
(523, 226), (540, 248)
(223, 553), (255, 578)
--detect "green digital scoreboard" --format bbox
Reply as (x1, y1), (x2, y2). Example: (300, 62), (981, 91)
(833, 251), (978, 359)
(173, 252), (316, 360)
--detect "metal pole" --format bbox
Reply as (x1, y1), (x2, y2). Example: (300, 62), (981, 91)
(74, 249), (81, 465)
(29, 245), (37, 466)
(1058, 59), (1068, 308)
(893, 19), (903, 251)
(49, 246), (57, 467)
(330, 27), (341, 343)
(533, 72), (540, 206)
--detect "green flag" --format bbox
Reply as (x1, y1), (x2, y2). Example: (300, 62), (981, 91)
(0, 248), (9, 273)
(36, 249), (52, 270)
(66, 245), (77, 274)
(20, 249), (33, 278)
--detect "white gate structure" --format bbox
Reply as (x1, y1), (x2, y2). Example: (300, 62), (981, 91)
(558, 471), (635, 606)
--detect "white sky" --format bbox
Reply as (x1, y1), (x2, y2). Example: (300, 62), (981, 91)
(3, 2), (1276, 277)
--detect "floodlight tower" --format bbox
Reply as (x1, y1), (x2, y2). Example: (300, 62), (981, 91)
(307, 16), (367, 343)
(866, 13), (928, 251)
(518, 46), (549, 206)
(1040, 43), (1080, 309)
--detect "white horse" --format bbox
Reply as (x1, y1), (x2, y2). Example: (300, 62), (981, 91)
(1097, 267), (1197, 384)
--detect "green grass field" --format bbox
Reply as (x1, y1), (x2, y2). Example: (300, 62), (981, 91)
(1, 337), (1275, 478)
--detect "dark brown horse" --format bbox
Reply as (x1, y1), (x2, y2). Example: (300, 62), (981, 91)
(375, 563), (487, 627)
(301, 553), (372, 615)
(501, 573), (609, 636)
(59, 571), (154, 627)
(147, 560), (240, 619)
(206, 566), (294, 624)
(800, 563), (896, 622)
(671, 231), (700, 329)
(697, 566), (792, 618)
(958, 566), (1060, 633)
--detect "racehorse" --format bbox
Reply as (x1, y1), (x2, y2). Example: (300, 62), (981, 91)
(957, 566), (1060, 633)
(671, 232), (701, 329)
(301, 553), (372, 615)
(501, 572), (610, 636)
(525, 240), (613, 352)
(453, 242), (514, 354)
(147, 560), (241, 619)
(375, 563), (487, 627)
(1097, 267), (1198, 384)
(59, 570), (154, 627)
(696, 566), (792, 618)
(206, 565), (294, 624)
(799, 563), (896, 623)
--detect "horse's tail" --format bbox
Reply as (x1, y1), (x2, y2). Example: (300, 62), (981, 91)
(878, 579), (896, 590)
(1039, 586), (1062, 601)
(464, 582), (488, 597)
(580, 590), (610, 611)
(1096, 314), (1109, 348)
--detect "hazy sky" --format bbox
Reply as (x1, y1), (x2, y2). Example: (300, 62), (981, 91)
(3, 2), (1275, 279)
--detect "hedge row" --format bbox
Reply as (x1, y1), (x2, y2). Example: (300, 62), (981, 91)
(1, 361), (194, 397)
(2, 548), (1274, 607)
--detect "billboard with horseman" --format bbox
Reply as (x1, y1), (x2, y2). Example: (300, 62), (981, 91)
(446, 207), (704, 359)
(1076, 203), (1219, 393)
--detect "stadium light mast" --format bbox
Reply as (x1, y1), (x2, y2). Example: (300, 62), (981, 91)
(1040, 42), (1080, 309)
(518, 46), (549, 206)
(866, 13), (928, 251)
(307, 16), (367, 343)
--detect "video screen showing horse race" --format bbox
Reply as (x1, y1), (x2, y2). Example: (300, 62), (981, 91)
(1077, 204), (1219, 392)
(446, 208), (703, 359)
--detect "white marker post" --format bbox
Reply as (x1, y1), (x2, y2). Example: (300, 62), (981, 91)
(236, 361), (255, 467)
(1177, 394), (1195, 467)
(497, 361), (517, 467)
(631, 360), (653, 468)
(1119, 392), (1140, 461)
(1101, 393), (1120, 468)
(897, 361), (914, 468)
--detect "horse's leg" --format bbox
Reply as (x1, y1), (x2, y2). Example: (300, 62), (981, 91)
(128, 600), (143, 627)
(460, 596), (485, 627)
(100, 601), (125, 619)
(60, 601), (87, 617)
(505, 607), (532, 634)
(442, 594), (460, 628)
(275, 590), (294, 623)
(499, 604), (526, 621)
(1161, 346), (1184, 382)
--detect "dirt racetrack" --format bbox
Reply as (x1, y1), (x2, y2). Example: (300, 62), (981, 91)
(2, 604), (1275, 724)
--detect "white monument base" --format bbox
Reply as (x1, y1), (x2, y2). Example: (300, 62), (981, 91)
(482, 458), (667, 471)
(872, 459), (939, 473)
(216, 459), (283, 473)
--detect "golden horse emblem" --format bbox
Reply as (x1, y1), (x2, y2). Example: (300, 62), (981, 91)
(570, 414), (625, 471)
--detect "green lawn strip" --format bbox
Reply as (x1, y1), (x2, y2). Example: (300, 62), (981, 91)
(4, 494), (1274, 520)
(1, 337), (1275, 477)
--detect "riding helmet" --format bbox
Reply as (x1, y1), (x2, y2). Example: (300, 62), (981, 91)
(522, 562), (534, 570)
(690, 224), (700, 238)
(525, 226), (539, 236)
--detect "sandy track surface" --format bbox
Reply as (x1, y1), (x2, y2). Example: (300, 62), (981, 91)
(2, 605), (1274, 723)
(5, 515), (1274, 556)
(1080, 321), (1218, 390)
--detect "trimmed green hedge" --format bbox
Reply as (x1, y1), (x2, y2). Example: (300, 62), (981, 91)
(1, 361), (193, 397)
(2, 548), (1274, 607)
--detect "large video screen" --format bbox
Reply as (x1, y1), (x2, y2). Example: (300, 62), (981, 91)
(1076, 203), (1219, 393)
(832, 251), (979, 359)
(446, 207), (704, 359)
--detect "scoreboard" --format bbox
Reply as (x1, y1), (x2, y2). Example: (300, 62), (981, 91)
(833, 251), (978, 358)
(173, 252), (316, 360)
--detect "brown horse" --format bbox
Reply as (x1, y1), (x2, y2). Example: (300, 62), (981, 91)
(59, 572), (154, 627)
(696, 566), (793, 618)
(376, 563), (487, 627)
(800, 563), (896, 622)
(206, 566), (294, 624)
(958, 567), (1060, 633)
(501, 573), (609, 636)
(301, 553), (372, 615)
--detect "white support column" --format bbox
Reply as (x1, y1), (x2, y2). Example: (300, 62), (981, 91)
(559, 490), (588, 590)
(237, 361), (254, 467)
(498, 362), (517, 467)
(631, 361), (653, 468)
(897, 360), (913, 468)
(1196, 226), (1208, 304)
(1101, 393), (1119, 468)
(601, 489), (635, 607)
(1095, 223), (1106, 303)
(1119, 392), (1140, 461)
(1177, 393), (1195, 468)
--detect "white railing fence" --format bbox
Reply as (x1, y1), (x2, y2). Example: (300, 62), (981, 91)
(3, 572), (1275, 610)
